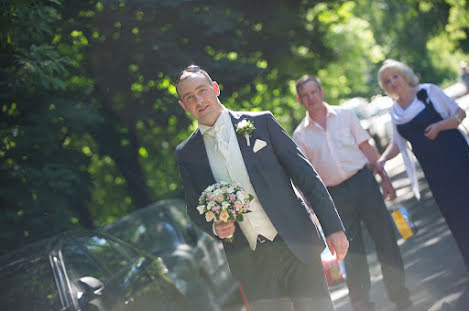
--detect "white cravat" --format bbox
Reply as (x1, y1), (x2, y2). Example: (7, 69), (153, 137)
(203, 121), (229, 160)
(200, 110), (278, 250)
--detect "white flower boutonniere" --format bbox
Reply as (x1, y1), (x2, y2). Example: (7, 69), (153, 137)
(236, 119), (255, 146)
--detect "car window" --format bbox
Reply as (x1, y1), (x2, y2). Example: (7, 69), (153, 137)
(62, 238), (108, 285)
(69, 234), (131, 277)
(0, 255), (62, 311)
(106, 212), (186, 256)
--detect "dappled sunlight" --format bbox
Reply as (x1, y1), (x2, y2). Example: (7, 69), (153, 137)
(421, 270), (450, 284)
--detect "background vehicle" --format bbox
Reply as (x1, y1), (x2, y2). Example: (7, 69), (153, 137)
(0, 230), (188, 311)
(101, 199), (241, 311)
(340, 96), (393, 153)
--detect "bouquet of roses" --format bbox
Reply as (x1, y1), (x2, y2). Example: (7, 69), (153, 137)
(197, 181), (253, 242)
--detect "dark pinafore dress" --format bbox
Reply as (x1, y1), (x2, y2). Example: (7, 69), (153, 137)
(396, 89), (469, 268)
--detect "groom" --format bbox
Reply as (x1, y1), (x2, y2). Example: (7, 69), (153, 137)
(175, 65), (348, 311)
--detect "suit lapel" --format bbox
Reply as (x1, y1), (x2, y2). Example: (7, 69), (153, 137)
(229, 111), (251, 158)
(186, 129), (216, 189)
(229, 111), (259, 186)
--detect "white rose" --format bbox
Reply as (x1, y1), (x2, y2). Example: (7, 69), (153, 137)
(238, 120), (248, 128)
(236, 191), (246, 201)
(206, 185), (215, 192)
(222, 201), (230, 208)
(207, 202), (216, 210)
(227, 187), (235, 193)
(196, 205), (205, 215)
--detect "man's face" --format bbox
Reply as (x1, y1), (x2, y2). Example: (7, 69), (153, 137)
(177, 72), (223, 126)
(297, 80), (324, 113)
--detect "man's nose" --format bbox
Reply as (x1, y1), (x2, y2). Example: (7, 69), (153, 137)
(195, 94), (204, 104)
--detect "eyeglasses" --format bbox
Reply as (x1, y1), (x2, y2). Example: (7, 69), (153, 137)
(174, 65), (200, 87)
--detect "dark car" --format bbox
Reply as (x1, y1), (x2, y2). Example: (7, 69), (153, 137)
(0, 230), (189, 311)
(101, 198), (241, 311)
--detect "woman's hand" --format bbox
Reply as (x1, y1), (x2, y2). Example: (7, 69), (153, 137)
(424, 122), (442, 140)
(381, 178), (397, 201)
(374, 159), (386, 175)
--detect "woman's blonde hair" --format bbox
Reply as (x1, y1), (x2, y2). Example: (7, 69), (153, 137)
(378, 59), (419, 90)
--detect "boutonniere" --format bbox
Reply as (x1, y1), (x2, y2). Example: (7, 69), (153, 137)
(236, 119), (255, 146)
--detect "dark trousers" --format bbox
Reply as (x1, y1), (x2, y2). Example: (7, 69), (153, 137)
(327, 167), (409, 311)
(224, 235), (334, 311)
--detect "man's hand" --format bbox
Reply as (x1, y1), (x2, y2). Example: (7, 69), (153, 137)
(214, 221), (236, 239)
(326, 231), (349, 263)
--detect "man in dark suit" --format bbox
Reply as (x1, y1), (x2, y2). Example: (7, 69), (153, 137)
(175, 65), (348, 311)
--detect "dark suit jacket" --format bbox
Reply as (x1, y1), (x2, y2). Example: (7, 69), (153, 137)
(176, 110), (344, 263)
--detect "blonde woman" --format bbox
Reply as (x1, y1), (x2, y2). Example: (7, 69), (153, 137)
(376, 59), (469, 269)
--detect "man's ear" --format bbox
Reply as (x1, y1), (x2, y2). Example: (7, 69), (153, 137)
(178, 100), (187, 112)
(212, 81), (220, 96)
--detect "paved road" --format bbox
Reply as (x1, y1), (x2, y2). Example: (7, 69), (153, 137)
(331, 93), (469, 311)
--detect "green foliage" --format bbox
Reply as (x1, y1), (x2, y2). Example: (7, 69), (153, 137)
(0, 0), (98, 253)
(305, 1), (385, 105)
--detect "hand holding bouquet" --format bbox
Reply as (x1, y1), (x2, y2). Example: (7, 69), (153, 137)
(197, 181), (253, 242)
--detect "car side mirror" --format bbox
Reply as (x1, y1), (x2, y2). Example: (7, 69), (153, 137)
(77, 277), (104, 311)
(78, 276), (104, 295)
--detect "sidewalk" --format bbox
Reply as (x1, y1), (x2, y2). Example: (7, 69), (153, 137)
(330, 155), (469, 311)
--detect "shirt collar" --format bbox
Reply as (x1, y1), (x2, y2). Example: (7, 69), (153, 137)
(199, 108), (229, 135)
(304, 103), (337, 128)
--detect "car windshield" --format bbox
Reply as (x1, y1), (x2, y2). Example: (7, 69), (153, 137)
(62, 233), (137, 285)
(104, 209), (186, 256)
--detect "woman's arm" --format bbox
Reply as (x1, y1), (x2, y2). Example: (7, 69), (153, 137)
(376, 143), (400, 171)
(424, 107), (466, 140)
(359, 141), (397, 200)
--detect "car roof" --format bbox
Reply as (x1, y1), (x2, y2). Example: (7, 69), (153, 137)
(0, 237), (55, 270)
(0, 230), (130, 273)
(101, 198), (186, 231)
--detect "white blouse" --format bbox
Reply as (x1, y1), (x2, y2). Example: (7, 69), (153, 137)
(389, 83), (460, 199)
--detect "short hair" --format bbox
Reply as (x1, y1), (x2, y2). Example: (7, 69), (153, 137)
(377, 59), (419, 90)
(296, 75), (322, 95)
(174, 65), (213, 96)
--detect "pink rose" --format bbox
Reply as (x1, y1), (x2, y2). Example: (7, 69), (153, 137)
(219, 211), (229, 222)
(216, 194), (225, 203)
(205, 211), (215, 222)
(234, 200), (242, 209)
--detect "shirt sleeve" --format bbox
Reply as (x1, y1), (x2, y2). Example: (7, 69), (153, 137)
(292, 130), (308, 156)
(348, 109), (371, 144)
(427, 83), (458, 118)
